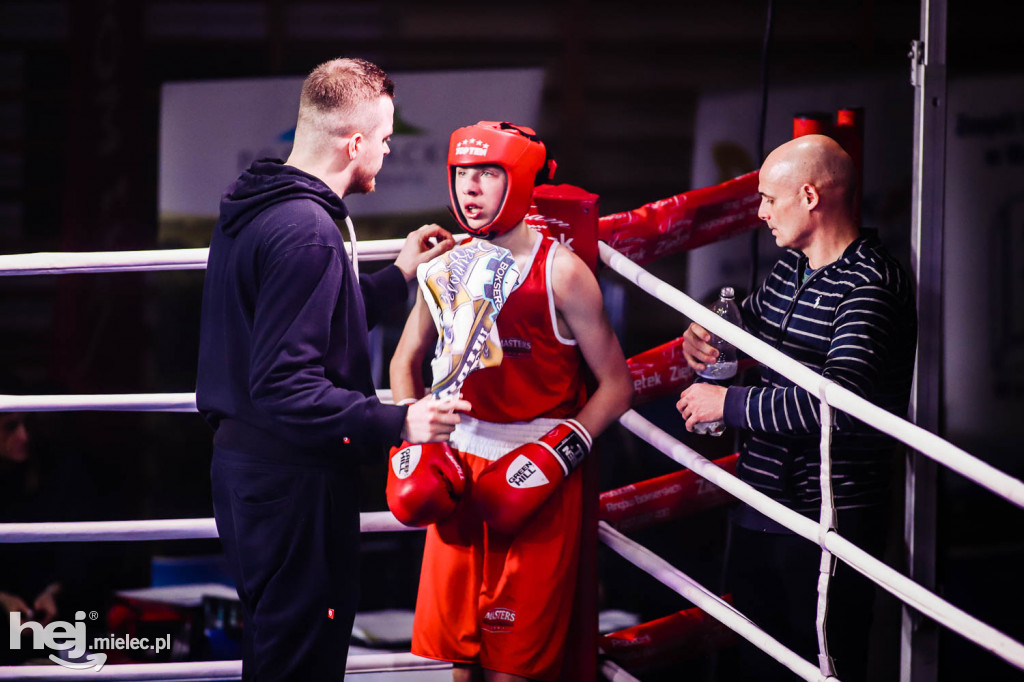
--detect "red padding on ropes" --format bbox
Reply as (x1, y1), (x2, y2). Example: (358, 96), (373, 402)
(599, 597), (738, 673)
(627, 335), (695, 407)
(600, 454), (739, 531)
(598, 171), (762, 265)
(628, 337), (758, 407)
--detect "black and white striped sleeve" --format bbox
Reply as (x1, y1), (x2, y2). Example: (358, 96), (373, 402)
(726, 282), (904, 435)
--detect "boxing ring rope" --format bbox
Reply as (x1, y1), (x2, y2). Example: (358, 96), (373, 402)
(617, 409), (1024, 673)
(3, 236), (1024, 678)
(599, 660), (641, 682)
(0, 393), (198, 413)
(0, 244), (445, 679)
(0, 241), (408, 277)
(598, 241), (1024, 511)
(598, 520), (823, 681)
(0, 390), (393, 413)
(0, 511), (411, 544)
(597, 241), (1024, 673)
(0, 653), (451, 680)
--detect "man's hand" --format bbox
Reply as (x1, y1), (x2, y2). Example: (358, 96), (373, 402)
(401, 395), (472, 443)
(676, 383), (727, 432)
(394, 224), (456, 281)
(682, 321), (719, 372)
(0, 591), (32, 619)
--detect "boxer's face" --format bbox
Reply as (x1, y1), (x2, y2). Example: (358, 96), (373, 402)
(454, 165), (508, 230)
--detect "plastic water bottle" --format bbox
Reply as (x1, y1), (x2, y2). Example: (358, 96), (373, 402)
(693, 286), (742, 436)
(692, 418), (727, 437)
(696, 286), (741, 380)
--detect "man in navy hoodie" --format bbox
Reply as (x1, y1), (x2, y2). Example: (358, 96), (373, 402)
(196, 57), (470, 681)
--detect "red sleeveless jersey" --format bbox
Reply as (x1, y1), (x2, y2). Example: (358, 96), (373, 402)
(459, 236), (586, 423)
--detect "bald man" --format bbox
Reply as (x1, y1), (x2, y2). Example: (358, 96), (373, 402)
(678, 135), (916, 681)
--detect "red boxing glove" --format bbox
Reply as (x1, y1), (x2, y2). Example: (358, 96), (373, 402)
(475, 419), (592, 535)
(386, 442), (467, 527)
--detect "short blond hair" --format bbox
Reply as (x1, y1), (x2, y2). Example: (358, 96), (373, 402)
(296, 58), (394, 144)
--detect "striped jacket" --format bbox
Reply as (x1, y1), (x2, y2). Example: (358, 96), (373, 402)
(722, 233), (917, 514)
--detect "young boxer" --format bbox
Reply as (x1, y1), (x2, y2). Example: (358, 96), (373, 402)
(388, 121), (632, 682)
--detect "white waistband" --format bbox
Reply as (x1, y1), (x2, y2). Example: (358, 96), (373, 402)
(450, 415), (562, 461)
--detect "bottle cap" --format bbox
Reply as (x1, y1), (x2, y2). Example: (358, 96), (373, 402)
(720, 286), (735, 299)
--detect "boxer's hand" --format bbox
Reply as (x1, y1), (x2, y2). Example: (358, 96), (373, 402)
(387, 441), (466, 527)
(401, 395), (472, 443)
(682, 322), (718, 372)
(475, 419), (591, 535)
(395, 224), (456, 281)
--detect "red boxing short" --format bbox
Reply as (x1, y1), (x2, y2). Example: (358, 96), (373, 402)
(411, 416), (583, 681)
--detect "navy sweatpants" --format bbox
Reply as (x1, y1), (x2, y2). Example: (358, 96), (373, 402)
(211, 447), (361, 681)
(720, 506), (888, 682)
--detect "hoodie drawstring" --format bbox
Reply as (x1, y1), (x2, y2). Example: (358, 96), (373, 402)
(344, 215), (359, 280)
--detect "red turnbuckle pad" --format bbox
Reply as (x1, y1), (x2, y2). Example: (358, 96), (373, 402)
(599, 171), (762, 265)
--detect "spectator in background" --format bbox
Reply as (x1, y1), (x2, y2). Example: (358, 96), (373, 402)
(0, 410), (64, 630)
(1, 371), (101, 664)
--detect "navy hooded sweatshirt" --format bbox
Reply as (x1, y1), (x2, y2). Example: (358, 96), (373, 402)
(196, 159), (408, 465)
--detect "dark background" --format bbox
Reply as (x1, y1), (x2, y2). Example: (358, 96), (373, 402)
(1, 1), (1022, 679)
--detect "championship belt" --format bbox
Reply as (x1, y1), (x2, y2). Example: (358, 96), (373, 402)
(417, 240), (520, 399)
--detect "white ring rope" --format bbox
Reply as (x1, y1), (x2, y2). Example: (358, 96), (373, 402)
(2, 238), (1022, 678)
(0, 393), (199, 413)
(618, 408), (1024, 671)
(598, 241), (1024, 510)
(0, 390), (394, 413)
(0, 653), (451, 680)
(0, 234), (473, 277)
(600, 659), (643, 682)
(0, 240), (407, 277)
(0, 512), (414, 544)
(599, 521), (828, 682)
(815, 387), (837, 677)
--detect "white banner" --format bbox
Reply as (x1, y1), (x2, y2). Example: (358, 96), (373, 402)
(159, 68), (544, 218)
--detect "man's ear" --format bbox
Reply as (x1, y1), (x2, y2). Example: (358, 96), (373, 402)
(346, 132), (364, 160)
(801, 183), (820, 210)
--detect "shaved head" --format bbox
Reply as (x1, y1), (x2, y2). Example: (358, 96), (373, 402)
(285, 57), (396, 197)
(761, 134), (857, 210)
(295, 58), (394, 152)
(756, 134), (861, 265)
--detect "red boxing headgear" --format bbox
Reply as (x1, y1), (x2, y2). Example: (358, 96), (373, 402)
(448, 121), (555, 239)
